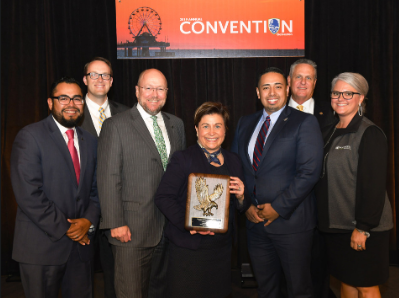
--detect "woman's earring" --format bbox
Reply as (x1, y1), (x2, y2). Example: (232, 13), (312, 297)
(358, 104), (363, 116)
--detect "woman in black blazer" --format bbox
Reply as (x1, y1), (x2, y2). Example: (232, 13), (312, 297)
(155, 102), (250, 298)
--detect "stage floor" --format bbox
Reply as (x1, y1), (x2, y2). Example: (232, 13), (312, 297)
(2, 266), (399, 297)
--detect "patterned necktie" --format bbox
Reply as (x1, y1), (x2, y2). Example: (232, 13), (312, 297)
(66, 130), (80, 184)
(151, 115), (168, 171)
(297, 105), (304, 112)
(199, 142), (222, 165)
(252, 116), (271, 172)
(99, 107), (107, 129)
(252, 116), (270, 199)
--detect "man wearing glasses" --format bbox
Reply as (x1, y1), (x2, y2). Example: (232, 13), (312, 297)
(10, 77), (100, 297)
(81, 57), (128, 137)
(98, 68), (186, 298)
(81, 57), (128, 298)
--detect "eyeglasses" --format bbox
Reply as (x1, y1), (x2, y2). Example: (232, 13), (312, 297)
(86, 72), (112, 80)
(52, 96), (84, 105)
(330, 91), (360, 100)
(137, 85), (168, 94)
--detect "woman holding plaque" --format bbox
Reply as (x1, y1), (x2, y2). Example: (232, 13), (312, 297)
(315, 73), (393, 298)
(155, 102), (250, 298)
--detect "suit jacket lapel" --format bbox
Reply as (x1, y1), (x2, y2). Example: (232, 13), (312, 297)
(130, 106), (163, 167)
(162, 112), (177, 159)
(82, 104), (97, 137)
(76, 127), (87, 190)
(46, 116), (79, 188)
(259, 107), (291, 165)
(109, 100), (117, 116)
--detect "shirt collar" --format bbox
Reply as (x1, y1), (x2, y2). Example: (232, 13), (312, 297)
(52, 116), (76, 136)
(288, 97), (314, 108)
(85, 94), (109, 111)
(263, 105), (285, 123)
(341, 112), (363, 133)
(136, 102), (162, 120)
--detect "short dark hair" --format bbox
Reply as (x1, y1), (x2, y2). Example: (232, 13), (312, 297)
(194, 102), (230, 129)
(49, 77), (82, 97)
(83, 57), (113, 76)
(258, 67), (286, 86)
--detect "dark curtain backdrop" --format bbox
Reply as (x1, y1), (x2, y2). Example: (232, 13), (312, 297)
(1, 0), (398, 274)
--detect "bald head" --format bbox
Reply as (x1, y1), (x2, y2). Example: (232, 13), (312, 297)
(135, 69), (168, 115)
(137, 69), (167, 88)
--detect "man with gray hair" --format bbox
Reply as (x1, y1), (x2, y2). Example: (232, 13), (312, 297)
(287, 58), (335, 130)
(286, 59), (337, 298)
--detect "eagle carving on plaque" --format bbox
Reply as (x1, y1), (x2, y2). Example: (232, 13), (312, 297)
(193, 177), (224, 216)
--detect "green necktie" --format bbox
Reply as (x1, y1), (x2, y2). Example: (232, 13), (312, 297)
(151, 115), (168, 171)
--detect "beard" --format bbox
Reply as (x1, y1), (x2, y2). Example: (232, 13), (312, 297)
(140, 98), (165, 116)
(51, 108), (83, 128)
(263, 96), (287, 114)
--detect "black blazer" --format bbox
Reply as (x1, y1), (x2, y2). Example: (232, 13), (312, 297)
(313, 99), (337, 130)
(154, 144), (251, 250)
(11, 115), (100, 265)
(79, 100), (129, 137)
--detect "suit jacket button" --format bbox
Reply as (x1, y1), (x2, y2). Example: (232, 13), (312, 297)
(255, 175), (257, 179)
(76, 198), (80, 202)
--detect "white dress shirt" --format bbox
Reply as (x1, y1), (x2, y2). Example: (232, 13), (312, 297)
(52, 116), (81, 163)
(137, 103), (171, 157)
(85, 95), (111, 136)
(288, 97), (315, 115)
(247, 106), (285, 164)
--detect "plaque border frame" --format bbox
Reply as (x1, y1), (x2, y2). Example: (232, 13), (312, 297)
(185, 173), (230, 233)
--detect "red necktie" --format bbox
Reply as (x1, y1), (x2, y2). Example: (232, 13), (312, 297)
(66, 130), (80, 184)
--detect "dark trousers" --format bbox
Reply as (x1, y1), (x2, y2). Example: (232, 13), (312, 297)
(112, 234), (168, 298)
(310, 229), (335, 298)
(19, 242), (92, 298)
(96, 229), (117, 298)
(247, 225), (313, 298)
(279, 229), (336, 298)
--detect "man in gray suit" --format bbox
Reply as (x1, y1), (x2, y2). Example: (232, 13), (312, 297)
(97, 68), (186, 298)
(80, 57), (128, 298)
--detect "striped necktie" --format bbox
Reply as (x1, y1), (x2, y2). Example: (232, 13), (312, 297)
(252, 116), (270, 198)
(252, 116), (271, 172)
(99, 107), (107, 129)
(151, 115), (168, 171)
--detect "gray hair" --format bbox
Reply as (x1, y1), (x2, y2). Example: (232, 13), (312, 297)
(289, 59), (317, 79)
(331, 72), (368, 110)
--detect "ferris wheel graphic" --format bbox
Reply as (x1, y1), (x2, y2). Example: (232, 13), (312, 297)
(128, 6), (162, 38)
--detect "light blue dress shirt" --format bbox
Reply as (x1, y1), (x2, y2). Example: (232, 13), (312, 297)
(247, 106), (285, 164)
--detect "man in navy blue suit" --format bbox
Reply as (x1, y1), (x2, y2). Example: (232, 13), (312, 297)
(232, 67), (323, 298)
(11, 77), (100, 298)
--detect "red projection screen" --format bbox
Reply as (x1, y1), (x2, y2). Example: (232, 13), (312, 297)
(116, 0), (305, 59)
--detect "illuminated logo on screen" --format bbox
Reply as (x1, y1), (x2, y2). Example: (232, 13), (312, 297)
(268, 18), (280, 34)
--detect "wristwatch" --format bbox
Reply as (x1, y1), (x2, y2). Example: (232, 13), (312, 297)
(88, 225), (96, 236)
(356, 228), (370, 238)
